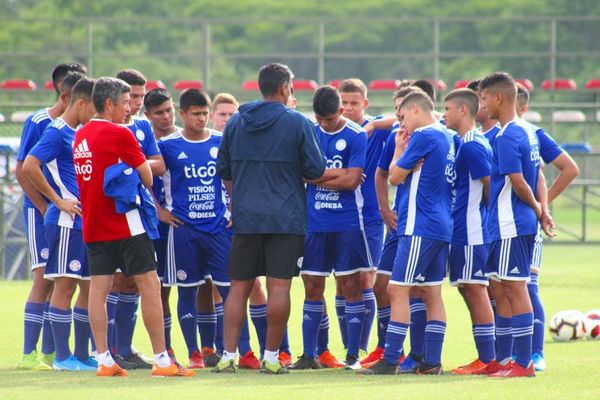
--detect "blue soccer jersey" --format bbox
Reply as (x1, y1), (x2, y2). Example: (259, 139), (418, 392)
(483, 123), (501, 148)
(158, 129), (229, 233)
(395, 122), (455, 242)
(451, 129), (493, 246)
(521, 120), (563, 164)
(28, 118), (82, 230)
(307, 120), (367, 232)
(361, 115), (390, 223)
(378, 122), (402, 213)
(17, 109), (53, 208)
(126, 117), (160, 157)
(488, 119), (540, 240)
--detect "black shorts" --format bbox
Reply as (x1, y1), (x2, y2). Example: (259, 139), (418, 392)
(87, 233), (157, 277)
(228, 234), (304, 280)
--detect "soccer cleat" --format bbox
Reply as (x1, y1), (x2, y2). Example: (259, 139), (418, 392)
(79, 356), (99, 368)
(399, 353), (423, 374)
(113, 354), (138, 370)
(202, 347), (221, 368)
(489, 362), (535, 378)
(278, 351), (292, 368)
(17, 352), (52, 371)
(40, 352), (55, 366)
(532, 353), (546, 371)
(238, 351), (261, 369)
(359, 346), (383, 366)
(188, 350), (205, 369)
(260, 360), (289, 374)
(452, 359), (488, 375)
(212, 358), (237, 373)
(122, 351), (153, 369)
(152, 361), (195, 377)
(287, 354), (321, 370)
(356, 359), (398, 375)
(345, 355), (361, 371)
(53, 355), (97, 371)
(416, 362), (443, 375)
(318, 350), (345, 369)
(96, 363), (128, 377)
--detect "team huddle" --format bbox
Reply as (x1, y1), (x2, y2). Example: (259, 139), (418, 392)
(15, 62), (578, 378)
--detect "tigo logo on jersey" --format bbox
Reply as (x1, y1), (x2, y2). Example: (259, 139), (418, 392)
(74, 139), (93, 181)
(184, 161), (217, 185)
(326, 155), (343, 169)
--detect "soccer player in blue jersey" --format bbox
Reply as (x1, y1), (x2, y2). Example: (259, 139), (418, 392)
(361, 90), (455, 375)
(443, 89), (498, 375)
(467, 79), (501, 145)
(479, 72), (554, 378)
(109, 69), (165, 370)
(515, 85), (579, 371)
(290, 86), (368, 371)
(17, 63), (87, 370)
(22, 77), (97, 372)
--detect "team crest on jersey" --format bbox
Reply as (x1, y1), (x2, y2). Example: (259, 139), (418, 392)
(40, 248), (49, 260)
(335, 139), (347, 151)
(210, 147), (219, 159)
(124, 168), (133, 176)
(136, 129), (145, 141)
(297, 257), (304, 267)
(69, 260), (81, 272)
(177, 269), (187, 281)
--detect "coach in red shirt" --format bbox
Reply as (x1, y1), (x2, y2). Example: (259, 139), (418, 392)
(73, 77), (191, 377)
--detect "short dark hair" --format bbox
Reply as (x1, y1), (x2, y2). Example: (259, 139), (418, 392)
(393, 86), (421, 101)
(444, 88), (479, 117)
(179, 89), (211, 111)
(398, 91), (435, 112)
(479, 72), (517, 100)
(60, 72), (86, 96)
(466, 79), (481, 91)
(396, 79), (414, 90)
(516, 83), (530, 106)
(338, 78), (367, 98)
(144, 88), (172, 111)
(258, 63), (293, 98)
(70, 77), (95, 105)
(92, 77), (131, 113)
(313, 85), (341, 117)
(51, 62), (87, 95)
(412, 79), (435, 101)
(116, 69), (147, 86)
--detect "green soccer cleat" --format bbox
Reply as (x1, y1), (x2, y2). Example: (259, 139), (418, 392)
(260, 360), (289, 375)
(17, 351), (52, 371)
(212, 358), (236, 373)
(39, 352), (55, 366)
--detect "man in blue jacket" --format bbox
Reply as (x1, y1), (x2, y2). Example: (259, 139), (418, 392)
(216, 63), (327, 374)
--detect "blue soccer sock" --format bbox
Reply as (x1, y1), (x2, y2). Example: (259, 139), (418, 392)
(528, 274), (545, 356)
(164, 314), (172, 350)
(512, 313), (534, 368)
(115, 292), (139, 358)
(215, 302), (224, 353)
(249, 304), (268, 356)
(41, 301), (55, 355)
(473, 323), (496, 363)
(409, 298), (426, 357)
(317, 313), (330, 355)
(376, 306), (391, 349)
(360, 289), (376, 352)
(106, 292), (118, 354)
(302, 301), (324, 358)
(48, 306), (72, 361)
(196, 312), (217, 350)
(424, 320), (446, 366)
(73, 307), (91, 361)
(495, 315), (513, 364)
(334, 296), (348, 349)
(346, 301), (365, 358)
(23, 302), (44, 354)
(279, 326), (291, 355)
(383, 321), (408, 365)
(177, 286), (199, 356)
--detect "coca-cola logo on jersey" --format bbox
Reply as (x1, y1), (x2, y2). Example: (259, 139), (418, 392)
(189, 201), (215, 211)
(315, 191), (340, 201)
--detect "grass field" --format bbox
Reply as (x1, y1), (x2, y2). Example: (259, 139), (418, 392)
(1, 245), (599, 400)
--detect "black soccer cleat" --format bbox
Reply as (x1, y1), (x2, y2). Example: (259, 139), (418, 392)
(122, 351), (153, 369)
(287, 354), (322, 370)
(416, 362), (443, 375)
(356, 359), (399, 375)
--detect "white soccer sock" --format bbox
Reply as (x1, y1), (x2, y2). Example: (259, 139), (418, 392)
(154, 351), (171, 368)
(221, 351), (237, 363)
(97, 351), (115, 367)
(263, 350), (279, 365)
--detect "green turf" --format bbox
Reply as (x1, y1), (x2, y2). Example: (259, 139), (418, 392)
(1, 245), (600, 399)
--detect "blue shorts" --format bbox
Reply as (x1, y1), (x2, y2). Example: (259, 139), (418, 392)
(486, 235), (535, 282)
(530, 228), (543, 274)
(43, 225), (89, 280)
(24, 207), (49, 270)
(449, 244), (489, 286)
(301, 230), (372, 276)
(376, 229), (398, 276)
(389, 235), (448, 286)
(364, 219), (384, 269)
(163, 224), (231, 287)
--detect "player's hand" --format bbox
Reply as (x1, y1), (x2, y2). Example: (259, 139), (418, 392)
(540, 210), (556, 238)
(381, 208), (398, 231)
(394, 128), (409, 151)
(158, 208), (183, 227)
(55, 198), (81, 219)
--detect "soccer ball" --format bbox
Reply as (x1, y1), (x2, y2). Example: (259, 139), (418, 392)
(584, 310), (600, 340)
(548, 310), (586, 341)
(585, 310), (600, 321)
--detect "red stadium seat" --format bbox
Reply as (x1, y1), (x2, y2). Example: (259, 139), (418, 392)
(430, 79), (447, 92)
(327, 80), (341, 89)
(293, 79), (318, 91)
(453, 80), (470, 89)
(242, 80), (260, 91)
(515, 79), (534, 91)
(173, 80), (204, 91)
(541, 79), (577, 90)
(145, 80), (166, 91)
(584, 79), (600, 90)
(44, 80), (55, 90)
(369, 80), (400, 91)
(1, 79), (37, 90)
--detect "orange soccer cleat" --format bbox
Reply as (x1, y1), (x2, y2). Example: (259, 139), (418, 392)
(278, 351), (293, 368)
(96, 363), (128, 377)
(318, 350), (345, 369)
(360, 347), (384, 368)
(152, 361), (196, 377)
(238, 351), (261, 370)
(452, 359), (490, 375)
(489, 362), (535, 378)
